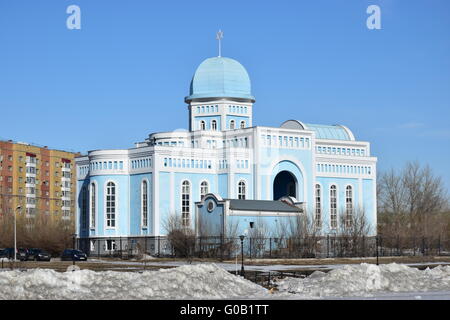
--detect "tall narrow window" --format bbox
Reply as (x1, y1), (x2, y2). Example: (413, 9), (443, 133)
(230, 120), (235, 130)
(181, 181), (190, 227)
(238, 181), (246, 200)
(90, 183), (96, 229)
(200, 120), (206, 130)
(82, 186), (88, 229)
(330, 185), (337, 229)
(346, 185), (353, 227)
(142, 180), (148, 228)
(211, 120), (217, 131)
(315, 184), (321, 228)
(106, 182), (116, 228)
(240, 120), (245, 129)
(200, 181), (209, 200)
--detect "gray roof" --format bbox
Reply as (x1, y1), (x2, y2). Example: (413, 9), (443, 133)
(227, 199), (302, 213)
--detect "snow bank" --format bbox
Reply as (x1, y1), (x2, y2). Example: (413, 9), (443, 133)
(276, 263), (450, 298)
(0, 264), (268, 300)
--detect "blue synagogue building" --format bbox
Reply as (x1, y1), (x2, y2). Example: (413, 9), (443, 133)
(76, 55), (377, 254)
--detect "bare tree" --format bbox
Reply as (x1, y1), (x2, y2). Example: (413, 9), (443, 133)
(336, 207), (371, 256)
(247, 218), (271, 258)
(286, 211), (320, 258)
(162, 212), (196, 262)
(378, 161), (449, 240)
(0, 208), (75, 256)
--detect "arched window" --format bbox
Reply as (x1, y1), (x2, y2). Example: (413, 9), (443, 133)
(240, 120), (245, 129)
(230, 120), (235, 130)
(200, 181), (209, 200)
(200, 120), (206, 130)
(346, 185), (353, 227)
(90, 182), (96, 229)
(106, 182), (116, 228)
(181, 181), (190, 227)
(142, 180), (148, 228)
(238, 181), (246, 200)
(81, 186), (88, 229)
(330, 185), (337, 229)
(211, 120), (217, 131)
(315, 184), (321, 228)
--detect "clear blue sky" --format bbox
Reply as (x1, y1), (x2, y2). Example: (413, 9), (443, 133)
(1, 0), (449, 190)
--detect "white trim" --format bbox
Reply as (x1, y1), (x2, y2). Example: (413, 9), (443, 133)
(228, 210), (301, 217)
(329, 183), (338, 231)
(266, 156), (308, 203)
(314, 182), (322, 228)
(104, 180), (118, 232)
(199, 180), (209, 201)
(89, 181), (97, 232)
(237, 179), (247, 200)
(141, 178), (149, 230)
(180, 179), (192, 227)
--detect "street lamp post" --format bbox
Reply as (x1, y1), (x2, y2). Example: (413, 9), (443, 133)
(239, 235), (245, 277)
(72, 234), (77, 266)
(14, 205), (21, 262)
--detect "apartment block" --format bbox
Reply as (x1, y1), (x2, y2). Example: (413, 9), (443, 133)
(0, 140), (79, 219)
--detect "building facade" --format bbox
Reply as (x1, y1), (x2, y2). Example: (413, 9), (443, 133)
(76, 56), (378, 248)
(0, 140), (78, 219)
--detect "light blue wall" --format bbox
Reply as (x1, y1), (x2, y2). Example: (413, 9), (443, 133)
(234, 173), (253, 199)
(130, 173), (153, 236)
(87, 174), (130, 237)
(158, 172), (170, 235)
(259, 147), (313, 207)
(197, 196), (224, 236)
(218, 174), (228, 196)
(316, 177), (376, 235)
(194, 115), (221, 130)
(226, 115), (250, 129)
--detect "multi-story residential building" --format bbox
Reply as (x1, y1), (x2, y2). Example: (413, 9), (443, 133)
(0, 140), (79, 219)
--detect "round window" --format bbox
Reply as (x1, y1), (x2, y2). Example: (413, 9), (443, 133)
(207, 201), (215, 212)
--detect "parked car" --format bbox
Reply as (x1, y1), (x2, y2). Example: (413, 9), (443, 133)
(61, 249), (87, 261)
(28, 248), (51, 261)
(0, 248), (28, 261)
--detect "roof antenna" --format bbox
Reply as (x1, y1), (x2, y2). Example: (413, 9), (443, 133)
(216, 30), (224, 57)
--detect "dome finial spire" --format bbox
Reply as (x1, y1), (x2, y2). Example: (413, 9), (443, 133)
(216, 30), (224, 57)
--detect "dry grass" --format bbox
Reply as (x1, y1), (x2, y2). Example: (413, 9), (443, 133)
(2, 256), (449, 273)
(229, 255), (450, 266)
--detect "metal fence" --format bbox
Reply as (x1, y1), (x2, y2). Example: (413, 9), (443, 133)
(76, 235), (450, 260)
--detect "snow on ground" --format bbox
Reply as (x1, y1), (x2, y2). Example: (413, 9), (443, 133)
(1, 263), (449, 300)
(0, 264), (268, 300)
(86, 258), (450, 272)
(275, 263), (450, 299)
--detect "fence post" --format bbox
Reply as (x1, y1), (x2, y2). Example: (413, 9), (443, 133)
(362, 235), (365, 257)
(158, 236), (161, 257)
(98, 239), (100, 258)
(269, 238), (272, 258)
(438, 235), (441, 256)
(249, 238), (252, 260)
(327, 235), (329, 258)
(396, 235), (400, 256)
(375, 236), (379, 266)
(422, 237), (425, 256)
(120, 237), (123, 259)
(145, 237), (148, 257)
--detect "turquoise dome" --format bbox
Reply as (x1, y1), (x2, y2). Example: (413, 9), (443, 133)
(185, 57), (255, 102)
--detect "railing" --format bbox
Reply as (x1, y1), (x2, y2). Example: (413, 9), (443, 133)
(76, 235), (450, 260)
